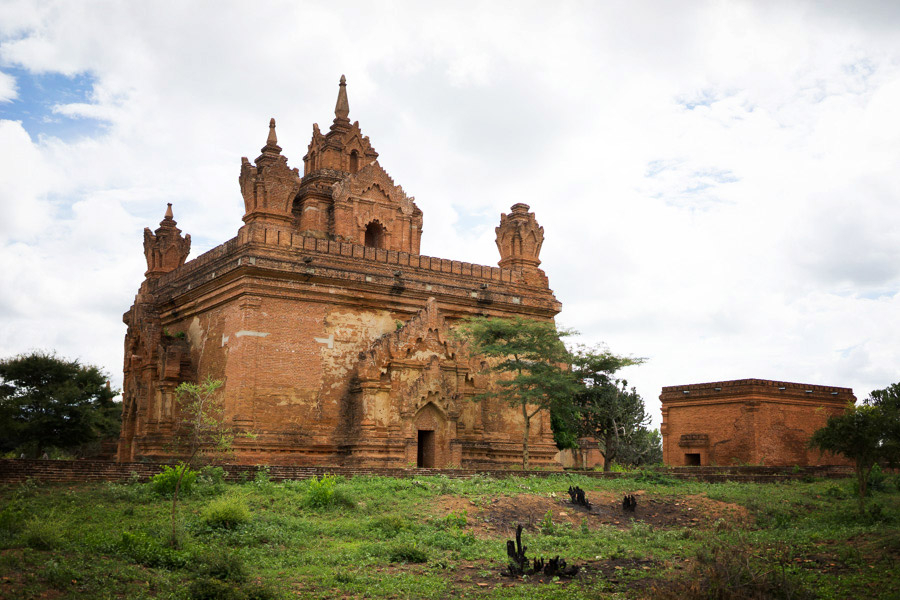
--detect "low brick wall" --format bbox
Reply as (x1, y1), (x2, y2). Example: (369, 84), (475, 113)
(0, 459), (852, 486)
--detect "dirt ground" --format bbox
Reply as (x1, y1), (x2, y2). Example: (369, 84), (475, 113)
(433, 489), (753, 538)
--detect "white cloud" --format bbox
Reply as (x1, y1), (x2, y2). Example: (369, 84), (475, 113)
(0, 0), (899, 423)
(0, 70), (16, 102)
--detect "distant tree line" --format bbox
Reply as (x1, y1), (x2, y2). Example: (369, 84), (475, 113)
(0, 351), (120, 459)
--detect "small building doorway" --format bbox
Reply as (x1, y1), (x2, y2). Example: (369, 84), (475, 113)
(684, 453), (701, 466)
(417, 430), (435, 468)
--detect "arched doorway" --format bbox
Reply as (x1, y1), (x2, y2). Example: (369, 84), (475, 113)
(364, 221), (385, 249)
(414, 402), (446, 468)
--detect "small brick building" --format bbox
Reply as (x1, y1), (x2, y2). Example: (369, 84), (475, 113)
(660, 379), (854, 466)
(117, 77), (562, 468)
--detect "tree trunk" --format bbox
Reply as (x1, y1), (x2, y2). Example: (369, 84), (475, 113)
(602, 432), (613, 472)
(170, 462), (190, 547)
(522, 402), (530, 471)
(856, 460), (872, 515)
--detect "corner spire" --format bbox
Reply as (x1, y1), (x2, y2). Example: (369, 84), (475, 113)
(260, 117), (282, 155)
(267, 118), (277, 146)
(335, 74), (349, 120)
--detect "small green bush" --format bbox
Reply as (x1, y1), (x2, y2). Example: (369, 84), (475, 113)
(22, 516), (63, 551)
(303, 474), (355, 509)
(113, 531), (187, 569)
(199, 466), (227, 486)
(195, 549), (247, 582)
(369, 515), (411, 538)
(388, 542), (427, 563)
(189, 577), (243, 600)
(152, 464), (197, 497)
(304, 474), (336, 508)
(188, 576), (279, 600)
(435, 510), (467, 530)
(0, 503), (24, 538)
(41, 558), (80, 589)
(201, 497), (251, 529)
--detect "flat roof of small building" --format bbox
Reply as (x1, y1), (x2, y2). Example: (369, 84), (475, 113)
(660, 378), (854, 402)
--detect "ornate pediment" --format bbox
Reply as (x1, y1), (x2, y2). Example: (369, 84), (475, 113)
(332, 161), (419, 215)
(357, 299), (453, 378)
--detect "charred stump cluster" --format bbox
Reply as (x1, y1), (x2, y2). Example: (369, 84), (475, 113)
(622, 494), (637, 512)
(567, 486), (591, 509)
(505, 524), (579, 578)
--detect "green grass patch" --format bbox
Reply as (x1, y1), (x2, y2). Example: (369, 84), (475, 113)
(0, 473), (898, 598)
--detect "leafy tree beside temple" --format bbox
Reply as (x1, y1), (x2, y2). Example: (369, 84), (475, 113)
(0, 351), (119, 458)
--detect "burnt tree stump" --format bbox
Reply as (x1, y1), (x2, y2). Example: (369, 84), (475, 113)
(506, 524), (528, 575)
(504, 524), (580, 578)
(622, 494), (637, 512)
(568, 485), (592, 509)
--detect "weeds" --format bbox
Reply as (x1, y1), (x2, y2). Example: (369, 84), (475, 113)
(303, 474), (354, 509)
(652, 535), (815, 600)
(22, 514), (64, 550)
(152, 463), (198, 497)
(0, 474), (897, 599)
(201, 496), (251, 529)
(388, 541), (428, 563)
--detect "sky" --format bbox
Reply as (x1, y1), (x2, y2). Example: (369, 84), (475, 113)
(1, 0), (899, 428)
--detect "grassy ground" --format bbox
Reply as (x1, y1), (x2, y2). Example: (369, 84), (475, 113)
(0, 468), (898, 599)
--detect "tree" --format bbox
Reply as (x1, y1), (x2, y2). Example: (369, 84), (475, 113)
(866, 382), (900, 465)
(616, 427), (663, 467)
(0, 351), (119, 457)
(167, 377), (235, 544)
(570, 346), (648, 472)
(810, 383), (900, 514)
(455, 316), (578, 470)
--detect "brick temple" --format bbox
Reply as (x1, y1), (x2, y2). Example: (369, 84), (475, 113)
(660, 378), (854, 466)
(117, 76), (562, 468)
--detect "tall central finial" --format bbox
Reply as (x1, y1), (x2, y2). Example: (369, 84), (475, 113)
(267, 118), (277, 146)
(335, 74), (349, 120)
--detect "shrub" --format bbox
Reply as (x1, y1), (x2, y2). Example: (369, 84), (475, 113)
(22, 516), (63, 550)
(635, 469), (678, 485)
(41, 558), (80, 589)
(0, 503), (24, 538)
(201, 497), (251, 529)
(304, 474), (335, 508)
(540, 509), (555, 535)
(651, 536), (814, 600)
(199, 466), (227, 486)
(113, 531), (187, 569)
(152, 464), (197, 497)
(388, 542), (427, 563)
(369, 515), (411, 538)
(195, 549), (247, 582)
(435, 510), (467, 530)
(304, 474), (354, 509)
(189, 577), (243, 600)
(188, 576), (279, 600)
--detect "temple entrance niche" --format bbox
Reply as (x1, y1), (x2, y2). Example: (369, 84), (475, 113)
(417, 430), (435, 467)
(413, 401), (447, 468)
(364, 220), (385, 248)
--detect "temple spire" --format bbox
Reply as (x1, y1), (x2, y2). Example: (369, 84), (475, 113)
(260, 117), (282, 155)
(267, 118), (277, 146)
(335, 74), (349, 120)
(163, 202), (174, 221)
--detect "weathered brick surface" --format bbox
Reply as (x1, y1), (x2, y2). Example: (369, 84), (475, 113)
(118, 78), (561, 469)
(0, 459), (852, 485)
(660, 379), (854, 467)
